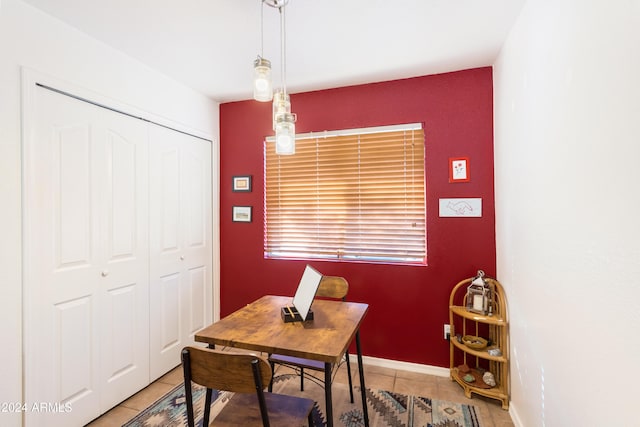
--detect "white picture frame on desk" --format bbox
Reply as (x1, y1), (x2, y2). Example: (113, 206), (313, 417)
(292, 265), (323, 321)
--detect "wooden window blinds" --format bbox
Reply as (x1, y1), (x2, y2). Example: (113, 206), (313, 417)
(264, 124), (426, 264)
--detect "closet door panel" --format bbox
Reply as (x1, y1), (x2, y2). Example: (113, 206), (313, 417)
(56, 124), (93, 267)
(187, 266), (207, 335)
(56, 297), (94, 404)
(159, 272), (181, 349)
(25, 88), (102, 427)
(183, 149), (207, 249)
(159, 148), (181, 252)
(104, 284), (136, 371)
(98, 109), (150, 410)
(25, 87), (150, 426)
(149, 126), (212, 380)
(181, 144), (210, 339)
(149, 134), (184, 378)
(107, 131), (138, 258)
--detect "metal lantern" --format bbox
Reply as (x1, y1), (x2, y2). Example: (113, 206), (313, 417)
(466, 270), (492, 315)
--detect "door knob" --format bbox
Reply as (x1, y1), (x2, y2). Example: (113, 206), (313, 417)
(101, 270), (109, 277)
(180, 255), (185, 260)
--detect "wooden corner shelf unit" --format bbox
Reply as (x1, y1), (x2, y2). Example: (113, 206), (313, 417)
(449, 277), (509, 409)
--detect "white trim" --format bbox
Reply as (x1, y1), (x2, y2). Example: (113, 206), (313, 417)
(266, 122), (423, 142)
(348, 354), (450, 378)
(508, 402), (525, 427)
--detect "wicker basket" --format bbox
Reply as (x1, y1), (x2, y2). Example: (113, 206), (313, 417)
(461, 335), (488, 350)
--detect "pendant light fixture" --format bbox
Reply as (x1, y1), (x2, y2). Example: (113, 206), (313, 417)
(253, 0), (272, 102)
(257, 0), (296, 155)
(275, 112), (296, 154)
(253, 57), (272, 102)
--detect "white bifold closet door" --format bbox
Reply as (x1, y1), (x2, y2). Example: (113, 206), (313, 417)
(148, 125), (212, 381)
(24, 86), (150, 426)
(23, 82), (213, 427)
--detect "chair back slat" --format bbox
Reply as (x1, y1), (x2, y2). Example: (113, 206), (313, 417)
(316, 276), (349, 299)
(183, 346), (272, 393)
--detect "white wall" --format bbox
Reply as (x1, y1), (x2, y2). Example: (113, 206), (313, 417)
(0, 1), (219, 425)
(494, 1), (640, 425)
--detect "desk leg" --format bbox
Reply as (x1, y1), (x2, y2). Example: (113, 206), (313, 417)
(356, 331), (369, 427)
(324, 362), (333, 427)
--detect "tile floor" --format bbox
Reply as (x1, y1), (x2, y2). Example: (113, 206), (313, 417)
(86, 358), (514, 427)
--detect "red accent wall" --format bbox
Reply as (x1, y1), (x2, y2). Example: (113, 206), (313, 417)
(219, 67), (495, 367)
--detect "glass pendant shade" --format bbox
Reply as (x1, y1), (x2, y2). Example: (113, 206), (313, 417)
(253, 57), (273, 102)
(272, 90), (291, 130)
(275, 113), (295, 155)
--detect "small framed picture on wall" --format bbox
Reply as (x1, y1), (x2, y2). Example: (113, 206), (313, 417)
(232, 175), (252, 192)
(449, 157), (470, 183)
(232, 206), (252, 223)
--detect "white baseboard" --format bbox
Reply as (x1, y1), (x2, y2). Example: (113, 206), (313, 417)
(508, 402), (524, 427)
(348, 354), (450, 377)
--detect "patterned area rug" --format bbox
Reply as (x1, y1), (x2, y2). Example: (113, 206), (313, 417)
(123, 373), (480, 427)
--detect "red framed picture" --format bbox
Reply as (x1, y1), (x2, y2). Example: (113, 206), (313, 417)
(449, 157), (470, 183)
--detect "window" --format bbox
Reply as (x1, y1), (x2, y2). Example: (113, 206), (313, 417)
(264, 123), (426, 264)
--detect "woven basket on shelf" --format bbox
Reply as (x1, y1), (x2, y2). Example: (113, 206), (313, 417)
(461, 335), (488, 350)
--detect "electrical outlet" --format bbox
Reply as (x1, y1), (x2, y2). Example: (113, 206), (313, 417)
(444, 324), (451, 340)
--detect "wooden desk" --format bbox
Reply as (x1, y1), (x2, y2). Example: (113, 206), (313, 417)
(195, 295), (369, 427)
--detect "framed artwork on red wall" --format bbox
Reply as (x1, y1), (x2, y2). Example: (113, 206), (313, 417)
(232, 206), (252, 222)
(449, 157), (470, 183)
(232, 175), (252, 192)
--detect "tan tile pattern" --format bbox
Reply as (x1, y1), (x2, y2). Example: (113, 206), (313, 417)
(85, 366), (182, 426)
(86, 359), (514, 426)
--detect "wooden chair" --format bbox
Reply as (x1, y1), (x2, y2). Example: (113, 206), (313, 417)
(268, 276), (355, 403)
(181, 346), (314, 427)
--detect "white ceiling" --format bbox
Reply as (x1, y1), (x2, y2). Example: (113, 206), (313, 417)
(22, 0), (525, 103)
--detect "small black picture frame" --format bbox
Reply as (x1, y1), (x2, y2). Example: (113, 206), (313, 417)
(232, 175), (252, 192)
(232, 206), (252, 223)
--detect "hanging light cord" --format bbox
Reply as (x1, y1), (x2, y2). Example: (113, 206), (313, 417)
(279, 4), (287, 96)
(260, 0), (265, 58)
